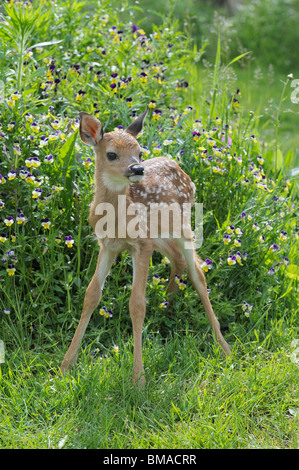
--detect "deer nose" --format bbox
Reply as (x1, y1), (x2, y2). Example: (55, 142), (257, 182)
(128, 164), (144, 176)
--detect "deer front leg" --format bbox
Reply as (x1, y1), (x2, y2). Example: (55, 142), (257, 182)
(60, 248), (116, 374)
(129, 243), (153, 386)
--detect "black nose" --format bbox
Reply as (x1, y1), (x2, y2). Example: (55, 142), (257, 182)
(129, 164), (144, 175)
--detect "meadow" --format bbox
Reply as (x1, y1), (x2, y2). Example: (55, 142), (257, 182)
(0, 0), (298, 449)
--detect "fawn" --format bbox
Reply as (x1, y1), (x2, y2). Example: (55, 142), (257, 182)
(60, 108), (231, 385)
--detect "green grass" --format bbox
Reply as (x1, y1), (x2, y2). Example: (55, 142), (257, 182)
(1, 328), (298, 449)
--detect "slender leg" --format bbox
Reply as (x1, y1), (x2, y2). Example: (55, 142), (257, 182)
(129, 242), (153, 386)
(60, 248), (116, 373)
(176, 239), (231, 356)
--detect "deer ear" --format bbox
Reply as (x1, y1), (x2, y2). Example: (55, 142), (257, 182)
(125, 106), (148, 137)
(79, 112), (103, 146)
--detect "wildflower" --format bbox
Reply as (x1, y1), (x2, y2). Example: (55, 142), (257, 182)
(159, 301), (169, 308)
(16, 213), (25, 224)
(152, 109), (162, 121)
(64, 235), (74, 248)
(269, 244), (280, 253)
(250, 135), (257, 143)
(32, 188), (42, 198)
(7, 264), (16, 276)
(223, 234), (231, 245)
(25, 112), (33, 123)
(266, 222), (273, 231)
(0, 233), (7, 243)
(99, 307), (107, 316)
(4, 216), (14, 227)
(279, 230), (287, 241)
(0, 200), (4, 210)
(227, 255), (236, 265)
(41, 218), (51, 229)
(113, 345), (119, 354)
(149, 100), (156, 109)
(44, 154), (54, 164)
(75, 90), (86, 101)
(110, 83), (117, 93)
(11, 91), (21, 101)
(152, 274), (160, 285)
(235, 252), (243, 265)
(252, 223), (260, 231)
(179, 278), (187, 290)
(201, 259), (213, 272)
(235, 227), (243, 235)
(3, 308), (10, 315)
(82, 157), (92, 168)
(226, 225), (235, 234)
(257, 156), (264, 165)
(242, 301), (253, 317)
(11, 233), (16, 242)
(174, 274), (180, 284)
(234, 239), (242, 248)
(0, 174), (6, 184)
(268, 266), (275, 275)
(8, 171), (17, 180)
(7, 121), (16, 131)
(282, 256), (289, 266)
(7, 98), (15, 107)
(51, 119), (61, 130)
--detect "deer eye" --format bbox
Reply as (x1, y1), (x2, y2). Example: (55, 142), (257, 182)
(107, 152), (118, 161)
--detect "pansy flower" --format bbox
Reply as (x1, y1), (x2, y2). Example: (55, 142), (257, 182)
(269, 244), (280, 253)
(65, 235), (74, 248)
(41, 218), (51, 229)
(32, 188), (42, 198)
(152, 109), (162, 121)
(7, 121), (16, 131)
(16, 213), (25, 224)
(8, 170), (17, 180)
(4, 216), (14, 227)
(227, 255), (236, 265)
(252, 223), (260, 231)
(159, 301), (169, 308)
(235, 252), (243, 265)
(234, 239), (242, 248)
(223, 234), (231, 245)
(11, 91), (21, 101)
(279, 230), (287, 241)
(178, 278), (187, 290)
(0, 200), (4, 210)
(113, 345), (119, 354)
(82, 157), (92, 168)
(44, 154), (54, 164)
(7, 264), (16, 276)
(226, 225), (235, 234)
(0, 233), (7, 243)
(152, 274), (160, 285)
(201, 258), (213, 272)
(242, 301), (253, 317)
(3, 308), (10, 315)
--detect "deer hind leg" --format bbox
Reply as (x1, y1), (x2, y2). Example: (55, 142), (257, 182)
(175, 238), (231, 356)
(155, 240), (186, 297)
(129, 242), (153, 386)
(60, 248), (116, 374)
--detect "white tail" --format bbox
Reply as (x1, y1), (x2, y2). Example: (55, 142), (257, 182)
(60, 109), (231, 386)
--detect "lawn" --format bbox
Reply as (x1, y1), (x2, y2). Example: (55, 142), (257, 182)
(0, 0), (298, 450)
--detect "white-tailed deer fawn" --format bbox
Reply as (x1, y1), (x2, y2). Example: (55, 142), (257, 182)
(60, 108), (231, 385)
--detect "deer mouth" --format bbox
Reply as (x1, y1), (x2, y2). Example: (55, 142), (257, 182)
(126, 164), (144, 183)
(128, 174), (144, 183)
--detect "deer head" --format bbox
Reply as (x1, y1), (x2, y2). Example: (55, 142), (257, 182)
(79, 108), (148, 191)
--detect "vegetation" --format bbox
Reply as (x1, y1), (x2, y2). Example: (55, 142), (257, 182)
(0, 0), (298, 449)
